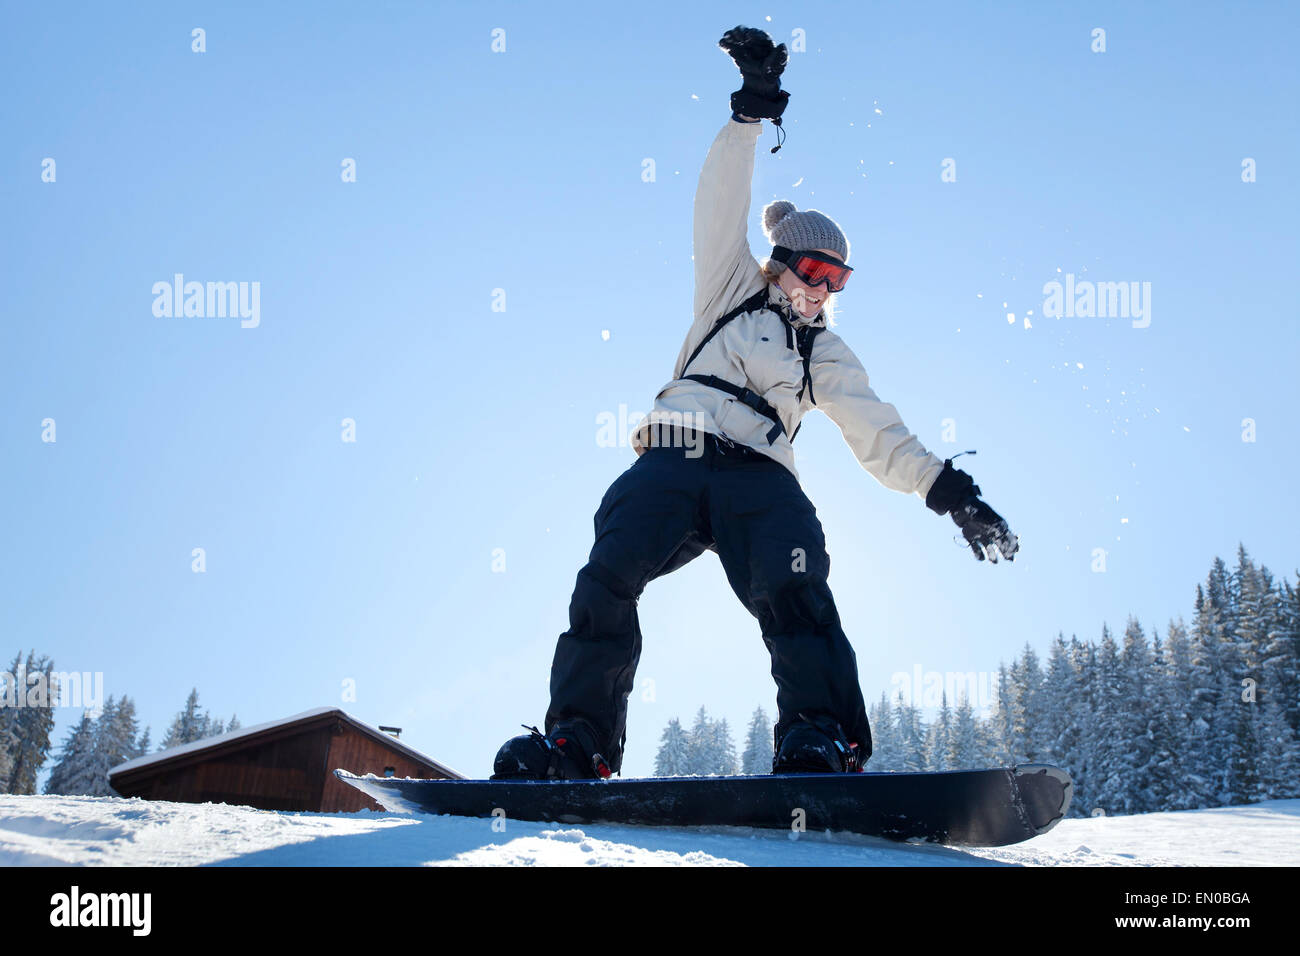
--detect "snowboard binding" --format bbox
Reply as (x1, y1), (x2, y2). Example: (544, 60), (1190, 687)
(772, 712), (867, 774)
(491, 721), (613, 781)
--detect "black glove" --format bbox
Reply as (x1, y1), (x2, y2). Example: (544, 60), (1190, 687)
(952, 497), (1019, 563)
(718, 25), (790, 121)
(925, 458), (1019, 563)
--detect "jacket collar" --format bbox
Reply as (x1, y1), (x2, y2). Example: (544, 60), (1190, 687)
(767, 282), (826, 329)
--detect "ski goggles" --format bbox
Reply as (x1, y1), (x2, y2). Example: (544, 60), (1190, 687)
(771, 245), (854, 292)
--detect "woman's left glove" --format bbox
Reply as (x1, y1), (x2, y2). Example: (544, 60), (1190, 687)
(925, 458), (1019, 563)
(952, 497), (1019, 563)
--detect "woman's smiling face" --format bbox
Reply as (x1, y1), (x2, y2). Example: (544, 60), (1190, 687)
(777, 247), (843, 319)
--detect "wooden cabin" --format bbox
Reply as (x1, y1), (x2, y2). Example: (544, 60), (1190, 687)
(108, 707), (461, 812)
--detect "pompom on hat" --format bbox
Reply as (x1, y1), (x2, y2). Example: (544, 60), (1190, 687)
(762, 200), (849, 263)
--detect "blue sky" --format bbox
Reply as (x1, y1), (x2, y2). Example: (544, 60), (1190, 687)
(2, 1), (1297, 781)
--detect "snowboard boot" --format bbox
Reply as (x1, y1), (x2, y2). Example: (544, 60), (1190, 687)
(491, 719), (614, 780)
(772, 712), (867, 774)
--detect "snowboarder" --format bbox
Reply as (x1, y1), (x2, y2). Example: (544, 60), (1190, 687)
(495, 25), (1019, 781)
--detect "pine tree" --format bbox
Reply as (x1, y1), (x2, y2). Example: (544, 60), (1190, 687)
(1254, 695), (1300, 799)
(4, 652), (59, 794)
(44, 711), (98, 795)
(1008, 644), (1045, 762)
(984, 665), (1015, 766)
(1158, 616), (1200, 809)
(1223, 546), (1266, 805)
(686, 707), (713, 776)
(1145, 625), (1183, 812)
(1188, 583), (1228, 806)
(973, 710), (1002, 771)
(161, 688), (210, 749)
(80, 697), (120, 796)
(712, 718), (738, 775)
(741, 707), (773, 774)
(101, 696), (142, 795)
(1088, 625), (1127, 815)
(947, 688), (980, 770)
(924, 692), (953, 771)
(1261, 577), (1300, 734)
(1117, 617), (1156, 813)
(1065, 637), (1097, 815)
(1218, 639), (1260, 805)
(1207, 556), (1235, 638)
(1285, 576), (1300, 733)
(653, 718), (691, 777)
(1039, 634), (1078, 775)
(1230, 544), (1268, 674)
(892, 692), (926, 772)
(868, 693), (897, 771)
(226, 714), (241, 734)
(0, 652), (17, 790)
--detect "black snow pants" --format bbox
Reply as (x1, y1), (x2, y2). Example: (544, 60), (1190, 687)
(545, 425), (872, 773)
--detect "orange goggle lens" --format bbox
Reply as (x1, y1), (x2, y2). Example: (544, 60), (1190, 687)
(793, 256), (851, 292)
(772, 246), (853, 292)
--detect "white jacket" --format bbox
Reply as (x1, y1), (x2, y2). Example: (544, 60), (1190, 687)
(631, 117), (945, 503)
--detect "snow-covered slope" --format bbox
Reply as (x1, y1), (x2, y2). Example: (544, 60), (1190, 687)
(0, 795), (1294, 867)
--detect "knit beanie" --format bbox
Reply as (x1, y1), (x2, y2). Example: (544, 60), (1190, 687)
(762, 200), (850, 263)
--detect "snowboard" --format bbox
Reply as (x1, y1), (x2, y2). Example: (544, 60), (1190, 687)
(335, 764), (1072, 847)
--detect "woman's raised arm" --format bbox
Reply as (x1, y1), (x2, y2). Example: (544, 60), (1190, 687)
(692, 116), (765, 323)
(692, 27), (792, 323)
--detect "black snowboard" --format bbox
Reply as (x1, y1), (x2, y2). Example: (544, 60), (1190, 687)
(335, 764), (1072, 847)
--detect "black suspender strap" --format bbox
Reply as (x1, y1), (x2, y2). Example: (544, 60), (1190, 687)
(795, 324), (823, 405)
(681, 287), (772, 376)
(789, 324), (824, 443)
(678, 287), (824, 447)
(682, 373), (785, 445)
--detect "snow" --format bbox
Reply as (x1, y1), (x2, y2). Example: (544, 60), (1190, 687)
(1, 794), (1295, 867)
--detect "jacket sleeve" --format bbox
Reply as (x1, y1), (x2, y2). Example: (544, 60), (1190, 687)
(692, 117), (765, 325)
(811, 331), (946, 501)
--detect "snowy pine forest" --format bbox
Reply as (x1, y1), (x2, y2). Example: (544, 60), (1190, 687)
(4, 546), (1296, 818)
(0, 684), (237, 797)
(653, 544), (1300, 817)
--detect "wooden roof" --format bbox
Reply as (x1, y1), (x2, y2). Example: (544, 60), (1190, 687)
(108, 707), (462, 785)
